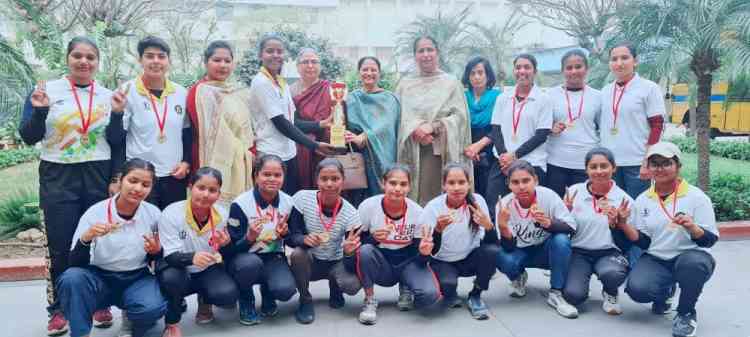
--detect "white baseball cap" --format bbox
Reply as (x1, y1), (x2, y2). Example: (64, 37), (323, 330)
(646, 141), (682, 161)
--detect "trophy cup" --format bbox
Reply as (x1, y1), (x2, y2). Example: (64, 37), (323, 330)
(329, 82), (348, 149)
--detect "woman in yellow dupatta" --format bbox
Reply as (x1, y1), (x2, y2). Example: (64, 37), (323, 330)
(396, 36), (473, 205)
(187, 41), (254, 205)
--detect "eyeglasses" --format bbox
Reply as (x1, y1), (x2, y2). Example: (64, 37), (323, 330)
(298, 59), (320, 65)
(647, 160), (675, 170)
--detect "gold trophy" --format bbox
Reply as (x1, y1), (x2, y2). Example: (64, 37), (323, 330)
(329, 82), (348, 149)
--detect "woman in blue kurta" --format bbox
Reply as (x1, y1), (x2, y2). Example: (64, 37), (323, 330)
(345, 56), (401, 206)
(462, 56), (500, 199)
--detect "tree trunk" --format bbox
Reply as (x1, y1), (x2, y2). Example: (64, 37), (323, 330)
(695, 73), (712, 191)
(688, 107), (696, 136)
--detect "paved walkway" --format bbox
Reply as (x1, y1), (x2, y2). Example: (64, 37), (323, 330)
(3, 240), (748, 337)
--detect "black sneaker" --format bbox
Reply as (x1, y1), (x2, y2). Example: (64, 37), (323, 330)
(443, 295), (462, 309)
(329, 290), (345, 309)
(672, 312), (697, 337)
(260, 297), (278, 318)
(295, 302), (315, 324)
(652, 285), (676, 315)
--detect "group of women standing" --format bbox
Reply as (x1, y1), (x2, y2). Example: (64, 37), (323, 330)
(19, 32), (717, 337)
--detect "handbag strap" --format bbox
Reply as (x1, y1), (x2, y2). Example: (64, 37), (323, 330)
(362, 134), (382, 181)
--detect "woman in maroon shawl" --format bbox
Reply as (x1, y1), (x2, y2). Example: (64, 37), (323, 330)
(290, 48), (334, 189)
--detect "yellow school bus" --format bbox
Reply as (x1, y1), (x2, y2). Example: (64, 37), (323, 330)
(668, 82), (750, 137)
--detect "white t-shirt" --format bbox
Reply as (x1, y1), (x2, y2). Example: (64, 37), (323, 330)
(633, 180), (718, 260)
(546, 85), (602, 170)
(122, 78), (189, 177)
(248, 73), (297, 161)
(228, 189), (294, 254)
(491, 85), (553, 170)
(600, 74), (665, 166)
(419, 193), (491, 262)
(71, 196), (161, 272)
(292, 190), (360, 261)
(498, 186), (576, 248)
(37, 78), (113, 163)
(568, 181), (636, 251)
(358, 195), (425, 250)
(159, 200), (229, 273)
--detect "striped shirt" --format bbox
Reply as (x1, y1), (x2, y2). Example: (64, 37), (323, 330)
(292, 190), (360, 261)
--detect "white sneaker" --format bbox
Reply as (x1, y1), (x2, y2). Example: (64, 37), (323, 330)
(118, 312), (133, 337)
(601, 291), (623, 315)
(358, 298), (378, 325)
(510, 271), (528, 298)
(547, 289), (579, 319)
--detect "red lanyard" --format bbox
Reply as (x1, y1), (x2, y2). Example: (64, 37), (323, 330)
(657, 180), (680, 221)
(591, 181), (614, 213)
(317, 192), (341, 232)
(148, 93), (169, 136)
(611, 80), (630, 128)
(511, 87), (528, 137)
(513, 193), (537, 218)
(384, 199), (408, 234)
(564, 86), (585, 124)
(204, 213), (218, 251)
(69, 78), (95, 136)
(106, 197), (115, 224)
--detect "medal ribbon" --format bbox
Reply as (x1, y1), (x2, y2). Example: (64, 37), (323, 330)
(511, 87), (528, 138)
(657, 179), (680, 221)
(591, 181), (614, 214)
(148, 92), (169, 137)
(317, 192), (342, 232)
(513, 193), (537, 219)
(384, 199), (408, 234)
(565, 86), (585, 124)
(69, 77), (95, 137)
(611, 80), (630, 130)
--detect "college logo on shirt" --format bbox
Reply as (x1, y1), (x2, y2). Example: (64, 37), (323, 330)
(227, 218), (241, 227)
(179, 230), (188, 240)
(175, 105), (183, 115)
(641, 208), (650, 218)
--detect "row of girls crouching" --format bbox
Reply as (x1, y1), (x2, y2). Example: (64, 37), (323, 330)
(56, 141), (718, 337)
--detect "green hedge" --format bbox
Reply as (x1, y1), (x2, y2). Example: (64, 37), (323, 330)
(0, 189), (41, 239)
(669, 136), (750, 161)
(707, 174), (750, 221)
(0, 147), (40, 170)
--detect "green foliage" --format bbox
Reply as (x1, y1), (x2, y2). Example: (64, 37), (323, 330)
(0, 37), (35, 127)
(669, 136), (750, 161)
(0, 147), (40, 170)
(707, 174), (750, 221)
(237, 25), (349, 86)
(11, 0), (66, 75)
(0, 189), (41, 239)
(343, 69), (397, 93)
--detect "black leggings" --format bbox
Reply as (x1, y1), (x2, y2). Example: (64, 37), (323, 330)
(626, 250), (715, 315)
(158, 265), (239, 324)
(229, 252), (297, 302)
(39, 160), (110, 314)
(563, 248), (629, 305)
(430, 244), (500, 299)
(146, 175), (187, 210)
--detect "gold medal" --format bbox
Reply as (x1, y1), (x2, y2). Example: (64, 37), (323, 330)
(158, 132), (167, 144)
(80, 134), (89, 146)
(610, 127), (618, 135)
(512, 134), (519, 142)
(317, 231), (330, 243)
(566, 121), (575, 130)
(213, 252), (223, 264)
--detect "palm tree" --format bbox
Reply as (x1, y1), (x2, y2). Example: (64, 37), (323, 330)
(395, 4), (473, 74)
(614, 0), (750, 190)
(0, 37), (35, 136)
(466, 8), (529, 85)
